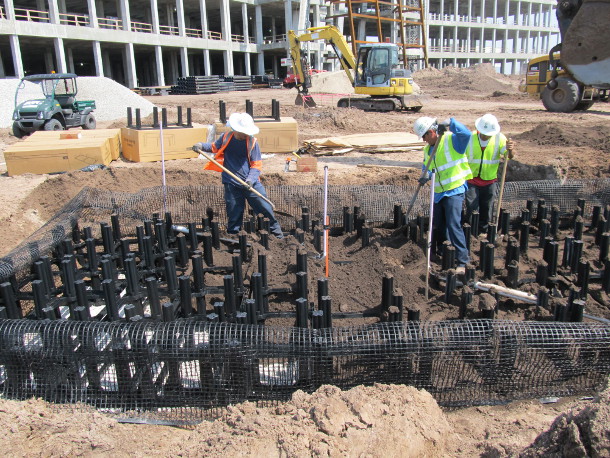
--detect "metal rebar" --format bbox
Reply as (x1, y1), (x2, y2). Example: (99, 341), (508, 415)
(519, 221), (530, 253)
(536, 261), (548, 287)
(571, 240), (583, 272)
(296, 297), (308, 328)
(223, 275), (236, 317)
(381, 273), (394, 310)
(252, 273), (264, 316)
(321, 295), (332, 328)
(260, 230), (269, 250)
(506, 260), (519, 288)
(470, 211), (479, 235)
(570, 299), (585, 322)
(486, 223), (497, 244)
(102, 278), (120, 321)
(202, 232), (214, 266)
(444, 269), (456, 303)
(538, 219), (549, 247)
(362, 226), (371, 247)
(164, 255), (178, 296)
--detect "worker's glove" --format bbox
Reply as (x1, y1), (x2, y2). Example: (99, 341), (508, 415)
(436, 119), (450, 136)
(245, 180), (255, 189)
(192, 142), (204, 152)
(418, 176), (430, 186)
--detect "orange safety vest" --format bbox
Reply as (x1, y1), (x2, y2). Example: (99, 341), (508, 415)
(203, 132), (260, 172)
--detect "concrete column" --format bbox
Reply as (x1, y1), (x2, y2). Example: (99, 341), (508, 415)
(49, 0), (60, 23)
(0, 48), (4, 77)
(255, 5), (264, 74)
(9, 35), (23, 78)
(66, 47), (74, 73)
(86, 0), (98, 27)
(220, 0), (231, 41)
(151, 0), (160, 34)
(103, 50), (112, 77)
(180, 47), (189, 76)
(96, 0), (104, 19)
(93, 41), (104, 76)
(199, 0), (208, 38)
(224, 50), (234, 75)
(242, 3), (249, 43)
(119, 0), (131, 32)
(4, 0), (15, 20)
(155, 45), (165, 85)
(170, 50), (179, 83)
(203, 50), (211, 75)
(54, 37), (67, 72)
(357, 19), (366, 42)
(166, 4), (174, 27)
(176, 0), (185, 36)
(284, 0), (292, 36)
(271, 16), (276, 41)
(58, 0), (66, 14)
(125, 42), (137, 88)
(44, 50), (54, 72)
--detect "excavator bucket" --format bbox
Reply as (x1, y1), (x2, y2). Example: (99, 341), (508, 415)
(295, 93), (316, 108)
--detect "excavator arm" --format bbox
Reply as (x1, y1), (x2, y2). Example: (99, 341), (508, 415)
(288, 25), (357, 103)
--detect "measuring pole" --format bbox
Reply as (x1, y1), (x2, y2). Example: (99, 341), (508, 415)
(323, 166), (329, 277)
(425, 172), (436, 300)
(160, 122), (168, 213)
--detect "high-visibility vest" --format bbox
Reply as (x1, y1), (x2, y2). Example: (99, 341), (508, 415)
(466, 132), (507, 180)
(425, 132), (473, 193)
(203, 132), (258, 172)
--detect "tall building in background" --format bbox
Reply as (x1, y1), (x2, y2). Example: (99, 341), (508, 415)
(0, 0), (558, 87)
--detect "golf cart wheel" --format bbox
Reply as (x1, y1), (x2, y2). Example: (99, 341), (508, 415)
(82, 114), (96, 130)
(12, 122), (26, 139)
(44, 119), (64, 131)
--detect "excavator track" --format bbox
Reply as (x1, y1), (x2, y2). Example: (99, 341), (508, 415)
(337, 96), (423, 113)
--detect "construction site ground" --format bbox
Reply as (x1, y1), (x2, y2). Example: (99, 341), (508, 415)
(0, 65), (608, 456)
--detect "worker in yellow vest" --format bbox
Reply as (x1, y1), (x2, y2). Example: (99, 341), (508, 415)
(465, 114), (515, 235)
(413, 116), (473, 273)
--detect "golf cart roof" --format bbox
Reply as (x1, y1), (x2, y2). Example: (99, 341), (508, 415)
(22, 73), (78, 82)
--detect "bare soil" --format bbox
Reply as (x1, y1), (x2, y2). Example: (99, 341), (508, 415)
(0, 64), (608, 456)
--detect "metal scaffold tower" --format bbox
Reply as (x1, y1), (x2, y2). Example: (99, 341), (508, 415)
(324, 0), (428, 69)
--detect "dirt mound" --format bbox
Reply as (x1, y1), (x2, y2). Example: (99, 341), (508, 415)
(414, 63), (520, 97)
(521, 381), (610, 457)
(515, 122), (610, 152)
(310, 70), (355, 94)
(179, 384), (452, 457)
(0, 384), (451, 456)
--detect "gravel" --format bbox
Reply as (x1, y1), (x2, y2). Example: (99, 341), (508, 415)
(0, 76), (155, 128)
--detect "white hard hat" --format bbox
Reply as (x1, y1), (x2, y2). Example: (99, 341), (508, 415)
(475, 114), (500, 136)
(227, 112), (259, 136)
(413, 116), (437, 139)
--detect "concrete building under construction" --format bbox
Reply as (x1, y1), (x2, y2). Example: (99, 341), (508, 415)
(0, 0), (558, 87)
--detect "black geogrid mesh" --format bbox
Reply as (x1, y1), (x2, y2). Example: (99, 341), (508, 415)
(0, 179), (609, 421)
(0, 319), (608, 423)
(2, 179), (609, 283)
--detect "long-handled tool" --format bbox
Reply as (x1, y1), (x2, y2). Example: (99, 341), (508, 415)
(425, 171), (436, 301)
(494, 149), (510, 228)
(195, 146), (276, 209)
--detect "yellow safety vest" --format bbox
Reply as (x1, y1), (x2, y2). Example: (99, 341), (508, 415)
(425, 133), (473, 193)
(466, 132), (507, 180)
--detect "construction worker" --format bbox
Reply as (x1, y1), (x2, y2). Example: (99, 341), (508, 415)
(465, 114), (515, 235)
(193, 112), (284, 238)
(413, 116), (473, 273)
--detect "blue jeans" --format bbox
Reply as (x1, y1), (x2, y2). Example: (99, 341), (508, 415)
(224, 181), (283, 238)
(465, 181), (497, 235)
(433, 192), (469, 266)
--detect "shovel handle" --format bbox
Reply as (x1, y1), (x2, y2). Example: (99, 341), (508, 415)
(196, 147), (276, 209)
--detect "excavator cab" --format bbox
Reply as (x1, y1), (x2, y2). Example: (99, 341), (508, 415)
(355, 45), (394, 87)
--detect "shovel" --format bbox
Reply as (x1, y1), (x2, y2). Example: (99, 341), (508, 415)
(196, 147), (294, 218)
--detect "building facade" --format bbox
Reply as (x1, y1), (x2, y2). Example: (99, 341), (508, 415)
(0, 0), (558, 87)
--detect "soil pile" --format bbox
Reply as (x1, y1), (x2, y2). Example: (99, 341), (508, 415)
(179, 384), (452, 456)
(0, 384), (452, 457)
(522, 382), (610, 457)
(310, 70), (355, 94)
(413, 63), (522, 98)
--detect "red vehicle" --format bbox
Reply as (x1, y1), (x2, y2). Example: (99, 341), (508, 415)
(283, 69), (325, 89)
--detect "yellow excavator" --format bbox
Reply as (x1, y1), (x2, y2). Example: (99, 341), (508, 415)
(287, 25), (424, 112)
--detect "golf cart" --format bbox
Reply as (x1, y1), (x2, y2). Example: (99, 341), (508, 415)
(12, 73), (96, 138)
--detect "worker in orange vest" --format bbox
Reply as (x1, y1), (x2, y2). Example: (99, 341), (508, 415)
(193, 113), (283, 238)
